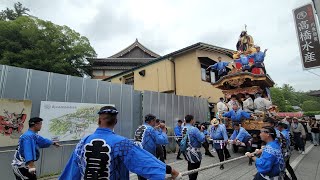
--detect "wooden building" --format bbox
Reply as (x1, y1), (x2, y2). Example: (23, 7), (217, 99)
(103, 42), (236, 103)
(91, 39), (160, 79)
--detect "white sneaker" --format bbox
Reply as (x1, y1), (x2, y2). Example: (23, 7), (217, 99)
(301, 151), (305, 155)
(298, 150), (302, 153)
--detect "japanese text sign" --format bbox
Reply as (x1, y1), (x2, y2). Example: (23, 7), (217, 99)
(293, 3), (320, 69)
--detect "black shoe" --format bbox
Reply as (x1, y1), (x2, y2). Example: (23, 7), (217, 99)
(176, 157), (183, 160)
(220, 165), (224, 170)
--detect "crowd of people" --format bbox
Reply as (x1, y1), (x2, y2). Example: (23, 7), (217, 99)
(10, 104), (320, 180)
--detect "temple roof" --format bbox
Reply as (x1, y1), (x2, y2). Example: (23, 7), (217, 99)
(109, 39), (160, 58)
(92, 58), (154, 63)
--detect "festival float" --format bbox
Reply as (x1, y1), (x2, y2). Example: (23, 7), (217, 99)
(213, 26), (276, 147)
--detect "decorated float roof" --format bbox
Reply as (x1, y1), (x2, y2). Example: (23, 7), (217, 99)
(211, 72), (275, 91)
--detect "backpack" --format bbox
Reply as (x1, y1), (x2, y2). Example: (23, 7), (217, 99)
(133, 125), (146, 148)
(179, 127), (189, 153)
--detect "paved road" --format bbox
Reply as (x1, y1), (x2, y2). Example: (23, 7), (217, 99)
(42, 142), (315, 180)
(295, 145), (320, 180)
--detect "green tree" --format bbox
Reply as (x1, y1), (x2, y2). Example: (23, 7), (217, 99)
(0, 2), (29, 21)
(302, 100), (320, 111)
(270, 86), (287, 111)
(0, 3), (96, 76)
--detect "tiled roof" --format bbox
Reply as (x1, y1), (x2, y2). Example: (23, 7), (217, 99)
(92, 66), (134, 70)
(91, 58), (154, 63)
(109, 39), (160, 58)
(102, 42), (236, 81)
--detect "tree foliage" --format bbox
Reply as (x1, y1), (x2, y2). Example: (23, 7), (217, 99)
(0, 2), (30, 21)
(270, 84), (320, 112)
(0, 2), (96, 76)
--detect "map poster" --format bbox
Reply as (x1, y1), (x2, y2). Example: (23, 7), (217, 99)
(0, 98), (32, 147)
(39, 101), (114, 141)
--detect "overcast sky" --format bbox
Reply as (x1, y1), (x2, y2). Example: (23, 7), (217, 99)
(1, 0), (320, 91)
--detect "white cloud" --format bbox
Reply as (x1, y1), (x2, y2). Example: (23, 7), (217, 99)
(1, 0), (320, 91)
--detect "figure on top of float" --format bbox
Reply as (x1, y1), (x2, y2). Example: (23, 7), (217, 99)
(236, 26), (254, 53)
(248, 46), (268, 74)
(233, 54), (251, 72)
(207, 57), (230, 80)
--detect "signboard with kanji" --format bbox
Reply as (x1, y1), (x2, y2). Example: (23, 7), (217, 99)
(293, 3), (320, 70)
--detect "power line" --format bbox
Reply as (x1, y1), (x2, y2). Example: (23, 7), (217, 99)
(307, 70), (320, 78)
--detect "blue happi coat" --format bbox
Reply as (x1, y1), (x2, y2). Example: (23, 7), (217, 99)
(138, 124), (168, 156)
(210, 124), (228, 149)
(12, 129), (53, 168)
(230, 127), (252, 143)
(211, 62), (229, 75)
(174, 125), (182, 137)
(183, 124), (205, 148)
(248, 51), (266, 63)
(59, 128), (167, 180)
(223, 109), (251, 122)
(255, 140), (285, 177)
(234, 55), (250, 70)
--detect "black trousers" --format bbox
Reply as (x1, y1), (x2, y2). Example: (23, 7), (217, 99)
(162, 145), (167, 160)
(176, 139), (182, 158)
(216, 149), (225, 162)
(286, 157), (297, 180)
(187, 161), (201, 180)
(156, 144), (165, 162)
(223, 145), (231, 159)
(13, 167), (37, 180)
(293, 132), (305, 151)
(202, 140), (210, 153)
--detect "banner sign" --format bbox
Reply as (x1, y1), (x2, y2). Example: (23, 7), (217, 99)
(293, 3), (320, 69)
(0, 99), (32, 147)
(39, 101), (114, 141)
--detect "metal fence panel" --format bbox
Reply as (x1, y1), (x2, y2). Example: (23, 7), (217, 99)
(0, 151), (15, 180)
(159, 92), (166, 121)
(110, 83), (122, 134)
(40, 147), (63, 176)
(2, 66), (28, 99)
(121, 84), (133, 138)
(132, 90), (142, 136)
(67, 76), (83, 103)
(165, 94), (174, 129)
(142, 91), (151, 117)
(28, 70), (49, 117)
(173, 94), (179, 121)
(97, 81), (110, 104)
(83, 78), (98, 103)
(48, 73), (67, 102)
(150, 91), (159, 118)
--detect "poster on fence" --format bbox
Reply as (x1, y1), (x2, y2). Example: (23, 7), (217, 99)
(39, 101), (114, 141)
(0, 99), (32, 147)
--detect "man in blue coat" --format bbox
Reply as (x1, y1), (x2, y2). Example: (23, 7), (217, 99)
(12, 117), (61, 180)
(278, 123), (297, 180)
(246, 126), (285, 180)
(210, 118), (229, 170)
(230, 123), (253, 165)
(59, 106), (181, 180)
(248, 46), (268, 74)
(174, 120), (183, 160)
(223, 104), (253, 124)
(183, 115), (206, 180)
(207, 57), (230, 80)
(234, 54), (251, 72)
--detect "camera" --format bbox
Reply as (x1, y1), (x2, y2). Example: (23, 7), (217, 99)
(194, 121), (210, 130)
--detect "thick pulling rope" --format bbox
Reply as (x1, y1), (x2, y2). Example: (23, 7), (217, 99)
(180, 154), (250, 176)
